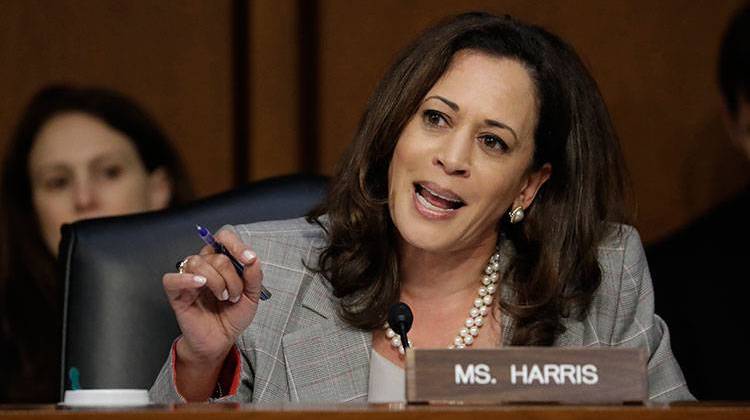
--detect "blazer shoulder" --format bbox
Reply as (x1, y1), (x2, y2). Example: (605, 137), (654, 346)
(583, 224), (652, 342)
(597, 224), (647, 284)
(227, 217), (327, 252)
(233, 216), (326, 237)
(598, 223), (642, 254)
(217, 217), (328, 294)
(585, 223), (655, 335)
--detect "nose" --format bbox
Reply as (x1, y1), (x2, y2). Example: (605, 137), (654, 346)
(72, 178), (99, 213)
(432, 132), (472, 177)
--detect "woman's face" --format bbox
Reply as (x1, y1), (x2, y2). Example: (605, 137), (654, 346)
(388, 50), (550, 255)
(28, 112), (171, 255)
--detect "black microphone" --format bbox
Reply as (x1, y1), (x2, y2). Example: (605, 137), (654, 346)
(388, 302), (413, 349)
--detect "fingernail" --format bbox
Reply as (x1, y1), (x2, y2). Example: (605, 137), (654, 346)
(229, 295), (241, 303)
(220, 289), (229, 301)
(242, 250), (256, 264)
(193, 275), (207, 285)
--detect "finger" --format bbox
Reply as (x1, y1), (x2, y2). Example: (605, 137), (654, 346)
(204, 253), (244, 303)
(215, 229), (257, 266)
(241, 254), (264, 303)
(198, 244), (215, 256)
(163, 272), (208, 302)
(184, 254), (232, 302)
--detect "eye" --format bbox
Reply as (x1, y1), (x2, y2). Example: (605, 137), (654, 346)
(102, 165), (123, 180)
(422, 109), (450, 128)
(479, 134), (509, 153)
(44, 176), (70, 191)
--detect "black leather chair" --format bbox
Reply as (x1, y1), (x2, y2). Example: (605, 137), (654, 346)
(59, 174), (327, 397)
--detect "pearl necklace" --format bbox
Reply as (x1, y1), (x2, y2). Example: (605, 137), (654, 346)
(383, 249), (501, 354)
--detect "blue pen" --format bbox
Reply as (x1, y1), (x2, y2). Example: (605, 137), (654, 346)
(196, 225), (271, 301)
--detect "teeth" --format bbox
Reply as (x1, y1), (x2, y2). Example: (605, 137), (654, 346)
(421, 184), (463, 204)
(416, 190), (456, 213)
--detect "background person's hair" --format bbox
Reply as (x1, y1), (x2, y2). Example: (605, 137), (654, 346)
(718, 3), (750, 119)
(0, 84), (192, 401)
(309, 12), (632, 346)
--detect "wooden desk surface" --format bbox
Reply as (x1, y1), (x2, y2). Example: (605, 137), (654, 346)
(1, 403), (749, 420)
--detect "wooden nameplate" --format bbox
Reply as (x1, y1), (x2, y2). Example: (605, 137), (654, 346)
(405, 348), (647, 404)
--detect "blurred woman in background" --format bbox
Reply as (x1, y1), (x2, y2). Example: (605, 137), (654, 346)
(0, 85), (193, 402)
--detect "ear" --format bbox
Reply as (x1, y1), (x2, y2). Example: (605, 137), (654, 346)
(513, 163), (552, 210)
(146, 167), (173, 210)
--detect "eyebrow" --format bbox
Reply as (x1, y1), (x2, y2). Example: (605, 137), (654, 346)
(32, 164), (68, 174)
(424, 95), (519, 142)
(33, 151), (130, 172)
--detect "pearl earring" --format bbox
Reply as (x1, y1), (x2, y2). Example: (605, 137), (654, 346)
(509, 206), (525, 224)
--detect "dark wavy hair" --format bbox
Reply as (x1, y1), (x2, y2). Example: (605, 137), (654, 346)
(308, 12), (632, 346)
(0, 85), (193, 402)
(718, 2), (750, 119)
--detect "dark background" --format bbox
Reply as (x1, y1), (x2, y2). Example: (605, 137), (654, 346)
(1, 0), (748, 244)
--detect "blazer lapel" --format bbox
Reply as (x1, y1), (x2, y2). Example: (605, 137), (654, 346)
(282, 320), (371, 402)
(281, 272), (372, 402)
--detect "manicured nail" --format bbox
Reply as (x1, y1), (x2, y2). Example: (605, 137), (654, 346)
(230, 295), (241, 303)
(193, 275), (207, 286)
(242, 250), (256, 264)
(220, 289), (229, 301)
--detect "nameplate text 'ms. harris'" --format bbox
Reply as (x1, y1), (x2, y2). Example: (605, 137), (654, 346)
(405, 348), (647, 404)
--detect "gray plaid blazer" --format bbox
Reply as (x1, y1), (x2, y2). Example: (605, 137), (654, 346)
(150, 217), (693, 403)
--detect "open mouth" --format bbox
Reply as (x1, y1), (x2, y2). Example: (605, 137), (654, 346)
(414, 183), (466, 212)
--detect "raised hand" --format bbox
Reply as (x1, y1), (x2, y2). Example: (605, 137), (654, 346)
(162, 228), (262, 400)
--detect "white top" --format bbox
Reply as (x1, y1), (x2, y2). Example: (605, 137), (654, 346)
(367, 349), (406, 403)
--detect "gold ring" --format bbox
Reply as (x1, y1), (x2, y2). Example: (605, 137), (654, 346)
(177, 257), (191, 274)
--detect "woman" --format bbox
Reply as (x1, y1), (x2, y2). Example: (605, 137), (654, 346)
(0, 85), (193, 402)
(152, 12), (692, 403)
